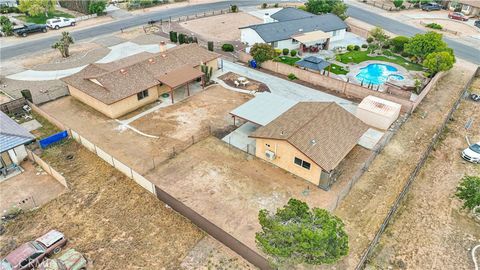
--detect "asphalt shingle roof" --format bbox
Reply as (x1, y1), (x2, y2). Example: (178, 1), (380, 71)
(0, 111), (35, 153)
(62, 44), (220, 105)
(241, 13), (348, 43)
(270, 7), (313, 21)
(250, 102), (368, 171)
(296, 56), (331, 71)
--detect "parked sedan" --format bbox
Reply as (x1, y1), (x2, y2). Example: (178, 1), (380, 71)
(13, 23), (47, 37)
(475, 20), (480, 28)
(421, 3), (442, 11)
(46, 17), (76, 30)
(37, 249), (86, 270)
(0, 230), (67, 270)
(448, 12), (469, 21)
(462, 141), (480, 164)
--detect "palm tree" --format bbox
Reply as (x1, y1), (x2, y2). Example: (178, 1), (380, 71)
(52, 32), (74, 58)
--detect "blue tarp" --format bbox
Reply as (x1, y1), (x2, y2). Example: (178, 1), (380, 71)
(39, 130), (68, 149)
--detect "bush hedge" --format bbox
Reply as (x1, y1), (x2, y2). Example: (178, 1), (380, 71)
(282, 48), (289, 55)
(221, 43), (234, 52)
(290, 50), (297, 57)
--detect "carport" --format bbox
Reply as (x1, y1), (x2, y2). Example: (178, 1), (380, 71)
(156, 65), (205, 104)
(224, 93), (298, 153)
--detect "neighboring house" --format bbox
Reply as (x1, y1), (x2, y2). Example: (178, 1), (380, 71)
(447, 0), (480, 16)
(240, 7), (347, 51)
(247, 101), (368, 188)
(62, 44), (220, 119)
(0, 0), (17, 7)
(0, 111), (35, 177)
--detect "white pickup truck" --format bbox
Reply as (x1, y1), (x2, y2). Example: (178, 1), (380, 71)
(46, 17), (76, 30)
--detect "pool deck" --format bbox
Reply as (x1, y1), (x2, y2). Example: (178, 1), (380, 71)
(345, 60), (416, 91)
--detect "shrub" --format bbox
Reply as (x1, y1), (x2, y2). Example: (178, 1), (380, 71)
(230, 4), (238, 13)
(207, 41), (214, 51)
(221, 43), (234, 52)
(391, 36), (409, 53)
(361, 44), (368, 49)
(274, 3), (279, 8)
(346, 44), (355, 51)
(297, 5), (307, 11)
(382, 43), (390, 49)
(1, 19), (13, 36)
(426, 23), (443, 30)
(354, 45), (360, 51)
(88, 0), (107, 15)
(261, 3), (267, 8)
(274, 48), (282, 57)
(290, 50), (297, 57)
(287, 73), (297, 80)
(383, 50), (393, 56)
(0, 5), (20, 14)
(169, 31), (178, 43)
(401, 51), (411, 57)
(282, 48), (289, 55)
(366, 37), (374, 43)
(456, 176), (480, 214)
(393, 0), (403, 8)
(250, 43), (276, 64)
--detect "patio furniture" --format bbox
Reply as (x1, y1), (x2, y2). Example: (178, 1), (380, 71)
(241, 80), (250, 87)
(234, 80), (240, 87)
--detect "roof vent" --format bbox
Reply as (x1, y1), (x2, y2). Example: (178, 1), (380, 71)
(148, 58), (155, 64)
(120, 68), (127, 75)
(161, 54), (166, 58)
(310, 139), (317, 146)
(298, 28), (303, 32)
(280, 130), (284, 135)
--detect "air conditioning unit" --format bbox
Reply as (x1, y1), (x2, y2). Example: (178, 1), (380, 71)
(265, 150), (276, 160)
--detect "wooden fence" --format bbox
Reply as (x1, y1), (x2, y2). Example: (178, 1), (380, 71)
(0, 97), (27, 114)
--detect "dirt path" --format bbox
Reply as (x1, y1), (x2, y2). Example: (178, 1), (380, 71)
(368, 78), (480, 269)
(0, 140), (204, 269)
(321, 62), (478, 269)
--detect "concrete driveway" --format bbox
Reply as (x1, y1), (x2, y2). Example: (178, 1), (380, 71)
(219, 60), (358, 114)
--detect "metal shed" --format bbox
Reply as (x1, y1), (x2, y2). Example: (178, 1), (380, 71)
(355, 95), (401, 130)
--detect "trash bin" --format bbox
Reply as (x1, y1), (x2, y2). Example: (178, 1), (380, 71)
(250, 59), (257, 69)
(21, 89), (33, 103)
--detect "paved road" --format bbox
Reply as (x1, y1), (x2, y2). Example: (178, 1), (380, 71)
(1, 1), (479, 65)
(347, 5), (480, 65)
(0, 0), (276, 60)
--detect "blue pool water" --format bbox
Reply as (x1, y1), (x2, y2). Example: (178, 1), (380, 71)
(355, 64), (405, 85)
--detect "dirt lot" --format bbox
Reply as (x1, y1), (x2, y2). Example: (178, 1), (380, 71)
(179, 12), (261, 42)
(130, 85), (251, 141)
(367, 77), (480, 269)
(0, 140), (204, 269)
(40, 85), (251, 174)
(412, 18), (479, 38)
(0, 161), (65, 214)
(145, 136), (369, 254)
(321, 62), (478, 269)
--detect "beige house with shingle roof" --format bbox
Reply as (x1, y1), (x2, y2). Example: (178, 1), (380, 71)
(62, 44), (220, 118)
(250, 102), (368, 188)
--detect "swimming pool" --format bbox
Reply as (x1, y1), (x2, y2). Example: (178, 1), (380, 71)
(355, 63), (405, 85)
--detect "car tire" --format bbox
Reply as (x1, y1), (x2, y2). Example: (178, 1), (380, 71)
(42, 28), (47, 33)
(53, 247), (61, 254)
(22, 32), (27, 37)
(71, 22), (75, 26)
(55, 25), (59, 30)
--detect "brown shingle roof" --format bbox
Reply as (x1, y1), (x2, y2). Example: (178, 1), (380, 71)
(62, 44), (220, 105)
(156, 65), (204, 88)
(250, 102), (368, 171)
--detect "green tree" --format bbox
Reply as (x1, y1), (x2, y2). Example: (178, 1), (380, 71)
(52, 32), (74, 58)
(422, 51), (455, 75)
(390, 36), (409, 53)
(404, 31), (450, 63)
(256, 198), (349, 266)
(456, 175), (480, 214)
(250, 43), (275, 64)
(306, 0), (348, 19)
(88, 0), (107, 15)
(0, 16), (13, 36)
(393, 0), (404, 8)
(369, 27), (389, 53)
(18, 0), (55, 17)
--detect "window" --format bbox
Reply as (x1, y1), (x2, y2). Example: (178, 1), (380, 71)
(294, 157), (311, 170)
(272, 41), (278, 48)
(332, 30), (338, 37)
(137, 89), (149, 100)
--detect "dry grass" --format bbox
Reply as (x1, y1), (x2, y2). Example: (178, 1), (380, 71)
(0, 141), (204, 269)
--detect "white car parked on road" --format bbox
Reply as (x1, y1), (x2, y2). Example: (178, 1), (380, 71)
(462, 141), (480, 164)
(46, 17), (76, 30)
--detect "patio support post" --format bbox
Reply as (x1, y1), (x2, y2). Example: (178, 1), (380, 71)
(170, 87), (174, 104)
(201, 75), (205, 89)
(187, 82), (190, 96)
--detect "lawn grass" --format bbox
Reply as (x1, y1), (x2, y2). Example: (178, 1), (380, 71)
(336, 50), (424, 71)
(327, 64), (349, 75)
(17, 10), (74, 24)
(274, 56), (301, 66)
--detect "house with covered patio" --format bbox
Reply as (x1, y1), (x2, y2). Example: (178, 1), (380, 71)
(62, 44), (219, 118)
(240, 7), (347, 52)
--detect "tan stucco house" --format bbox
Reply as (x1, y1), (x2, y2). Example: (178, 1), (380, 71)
(62, 44), (220, 118)
(447, 0), (480, 16)
(249, 102), (368, 188)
